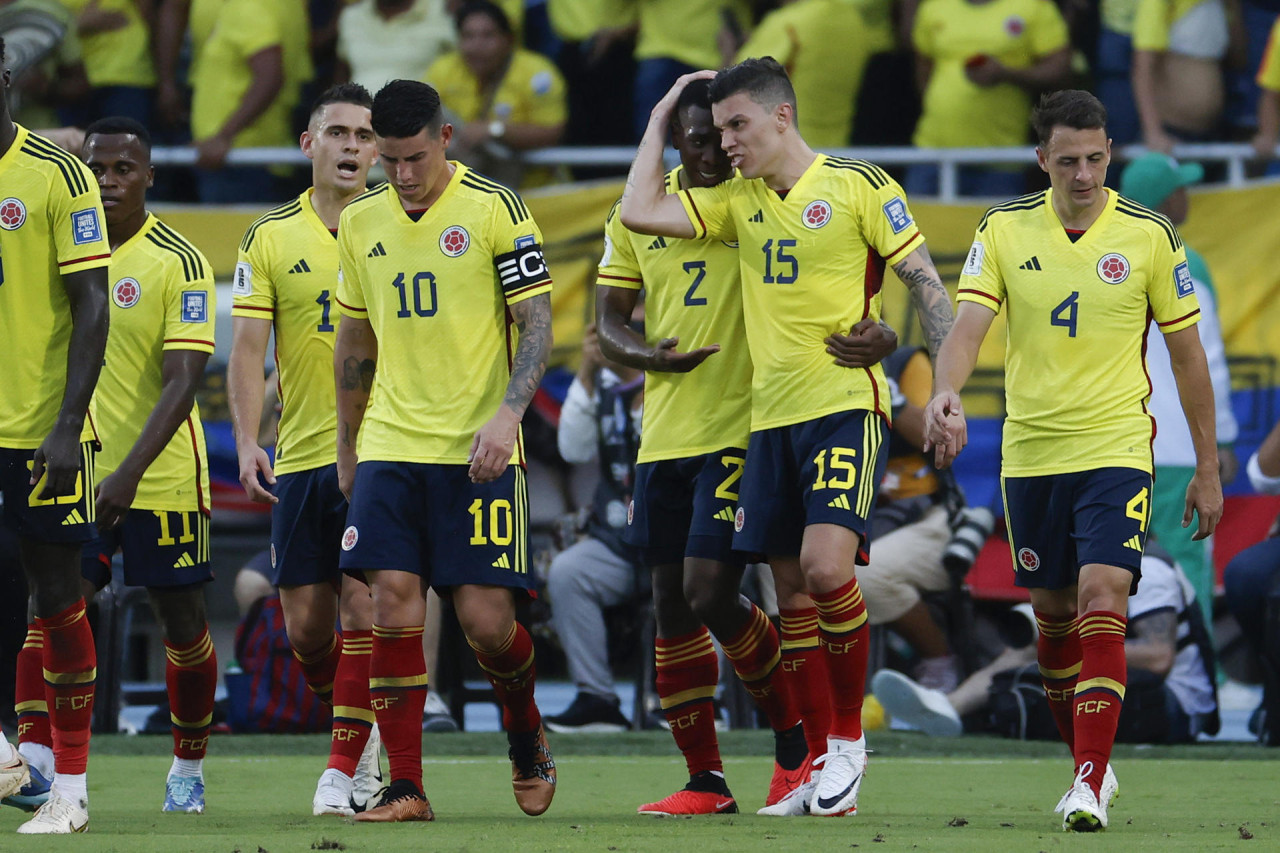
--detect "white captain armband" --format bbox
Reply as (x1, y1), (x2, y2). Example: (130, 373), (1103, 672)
(495, 243), (551, 297)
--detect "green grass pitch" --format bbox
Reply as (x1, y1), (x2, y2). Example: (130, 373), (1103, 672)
(0, 733), (1273, 851)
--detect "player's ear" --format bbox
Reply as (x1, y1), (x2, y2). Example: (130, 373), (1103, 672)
(146, 165), (155, 189)
(300, 129), (315, 160)
(1035, 145), (1048, 173)
(439, 122), (453, 147)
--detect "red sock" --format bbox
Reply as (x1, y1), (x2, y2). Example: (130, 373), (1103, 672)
(165, 627), (218, 760)
(779, 607), (831, 758)
(812, 577), (869, 742)
(15, 626), (51, 749)
(328, 629), (373, 776)
(1035, 611), (1081, 752)
(37, 599), (96, 775)
(293, 631), (342, 705)
(471, 622), (540, 733)
(722, 603), (799, 732)
(655, 627), (722, 777)
(370, 625), (427, 789)
(1074, 611), (1128, 795)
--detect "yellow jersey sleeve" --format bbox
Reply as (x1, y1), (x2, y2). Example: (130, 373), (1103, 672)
(1258, 18), (1280, 91)
(1149, 240), (1200, 334)
(488, 194), (552, 306)
(956, 221), (1006, 313)
(163, 263), (217, 355)
(859, 174), (926, 265)
(50, 167), (111, 274)
(232, 224), (279, 320)
(597, 201), (643, 288)
(336, 218), (369, 318)
(1132, 0), (1171, 51)
(515, 52), (568, 126)
(678, 180), (737, 242)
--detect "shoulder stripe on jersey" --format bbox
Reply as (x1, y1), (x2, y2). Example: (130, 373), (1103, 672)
(977, 192), (1048, 232)
(460, 176), (518, 225)
(1115, 199), (1182, 251)
(347, 183), (389, 207)
(822, 157), (887, 189)
(461, 170), (530, 219)
(240, 200), (303, 252)
(150, 221), (208, 280)
(460, 172), (530, 222)
(21, 141), (90, 198)
(828, 156), (892, 187)
(23, 134), (90, 196)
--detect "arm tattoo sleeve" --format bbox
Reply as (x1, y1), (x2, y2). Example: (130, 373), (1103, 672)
(893, 246), (954, 360)
(340, 356), (376, 391)
(505, 293), (552, 415)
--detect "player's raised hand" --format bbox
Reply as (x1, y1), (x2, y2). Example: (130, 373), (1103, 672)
(1183, 468), (1223, 541)
(825, 319), (898, 368)
(469, 406), (521, 483)
(31, 425), (81, 500)
(923, 391), (967, 469)
(95, 471), (139, 530)
(650, 71), (718, 126)
(649, 336), (720, 373)
(237, 444), (278, 504)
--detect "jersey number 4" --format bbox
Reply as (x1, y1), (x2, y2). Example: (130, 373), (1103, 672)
(1051, 291), (1079, 337)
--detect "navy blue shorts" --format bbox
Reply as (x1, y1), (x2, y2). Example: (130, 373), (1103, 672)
(82, 508), (212, 590)
(270, 464), (348, 587)
(733, 410), (888, 562)
(624, 448), (747, 567)
(338, 461), (534, 593)
(1002, 467), (1152, 592)
(0, 443), (98, 544)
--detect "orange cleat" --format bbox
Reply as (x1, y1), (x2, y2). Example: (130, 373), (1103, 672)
(638, 787), (738, 816)
(766, 753), (814, 807)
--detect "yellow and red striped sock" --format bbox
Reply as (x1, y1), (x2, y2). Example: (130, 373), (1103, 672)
(655, 627), (722, 777)
(1074, 611), (1128, 795)
(38, 599), (96, 775)
(165, 627), (218, 760)
(471, 622), (540, 733)
(812, 577), (870, 741)
(1035, 611), (1081, 751)
(722, 603), (799, 732)
(779, 606), (831, 757)
(15, 626), (51, 749)
(370, 625), (427, 788)
(328, 629), (373, 777)
(292, 631), (342, 705)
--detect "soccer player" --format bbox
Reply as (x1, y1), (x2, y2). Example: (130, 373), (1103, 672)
(619, 58), (955, 818)
(226, 83), (384, 817)
(333, 79), (556, 822)
(923, 90), (1223, 832)
(0, 37), (111, 835)
(597, 77), (896, 816)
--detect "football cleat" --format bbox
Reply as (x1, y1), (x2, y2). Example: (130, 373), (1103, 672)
(351, 724), (384, 812)
(757, 774), (816, 817)
(808, 737), (867, 817)
(871, 668), (963, 737)
(163, 775), (205, 813)
(0, 752), (34, 806)
(1100, 763), (1119, 810)
(353, 780), (434, 822)
(638, 787), (738, 816)
(16, 790), (89, 834)
(1054, 761), (1108, 832)
(312, 768), (356, 817)
(508, 725), (556, 816)
(766, 752), (813, 807)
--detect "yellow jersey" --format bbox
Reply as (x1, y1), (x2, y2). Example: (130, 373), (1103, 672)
(0, 125), (111, 448)
(335, 165), (553, 464)
(234, 190), (343, 476)
(94, 215), (214, 513)
(59, 0), (156, 88)
(548, 0), (636, 41)
(597, 169), (751, 462)
(735, 0), (874, 148)
(1132, 0), (1225, 53)
(957, 189), (1200, 478)
(677, 155), (925, 431)
(1257, 17), (1280, 91)
(912, 0), (1069, 148)
(426, 49), (568, 128)
(635, 0), (750, 68)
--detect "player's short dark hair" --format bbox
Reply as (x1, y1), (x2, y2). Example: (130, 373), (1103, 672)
(84, 116), (152, 151)
(1031, 90), (1108, 148)
(371, 80), (444, 138)
(709, 57), (798, 122)
(671, 78), (713, 134)
(455, 0), (511, 34)
(310, 82), (373, 122)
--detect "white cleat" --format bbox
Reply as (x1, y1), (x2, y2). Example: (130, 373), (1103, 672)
(870, 669), (963, 737)
(351, 724), (385, 812)
(808, 737), (867, 817)
(1100, 763), (1119, 810)
(756, 775), (817, 816)
(0, 749), (30, 801)
(312, 768), (356, 817)
(16, 789), (89, 834)
(1054, 761), (1108, 832)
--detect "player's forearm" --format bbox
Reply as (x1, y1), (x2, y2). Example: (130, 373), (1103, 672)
(57, 269), (110, 433)
(117, 353), (207, 480)
(620, 116), (680, 236)
(892, 245), (954, 362)
(1001, 49), (1072, 91)
(1257, 92), (1280, 152)
(503, 293), (552, 418)
(154, 0), (190, 85)
(1131, 51), (1165, 138)
(596, 286), (654, 371)
(1167, 330), (1219, 470)
(500, 122), (564, 151)
(334, 322), (377, 456)
(227, 344), (268, 451)
(1124, 639), (1175, 677)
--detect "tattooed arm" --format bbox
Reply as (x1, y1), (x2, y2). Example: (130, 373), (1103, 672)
(1126, 607), (1177, 677)
(334, 315), (378, 500)
(469, 292), (553, 484)
(891, 243), (954, 362)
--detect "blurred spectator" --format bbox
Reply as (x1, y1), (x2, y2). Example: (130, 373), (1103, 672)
(1121, 152), (1237, 631)
(188, 0), (313, 202)
(544, 323), (645, 733)
(1251, 14), (1280, 160)
(56, 0), (155, 125)
(1096, 0), (1142, 144)
(908, 0), (1072, 197)
(546, 0), (636, 158)
(1131, 0), (1233, 153)
(336, 0), (455, 94)
(0, 0), (89, 126)
(1222, 418), (1280, 745)
(445, 0), (522, 35)
(426, 0), (567, 187)
(631, 0), (749, 138)
(730, 0), (878, 148)
(1226, 0), (1279, 145)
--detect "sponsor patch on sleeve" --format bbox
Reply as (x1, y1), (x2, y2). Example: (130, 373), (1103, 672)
(1174, 261), (1194, 298)
(962, 241), (985, 276)
(495, 243), (550, 296)
(181, 290), (209, 323)
(233, 261), (253, 296)
(882, 196), (912, 234)
(71, 208), (102, 245)
(515, 234), (537, 249)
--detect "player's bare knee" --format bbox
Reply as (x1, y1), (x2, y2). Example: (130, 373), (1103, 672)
(799, 559), (854, 596)
(338, 584), (374, 632)
(20, 539), (84, 616)
(147, 583), (209, 646)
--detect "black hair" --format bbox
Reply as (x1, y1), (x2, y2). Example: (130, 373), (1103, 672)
(84, 116), (152, 151)
(455, 0), (512, 35)
(371, 80), (443, 138)
(310, 82), (373, 121)
(709, 56), (797, 122)
(671, 78), (713, 134)
(1031, 90), (1107, 148)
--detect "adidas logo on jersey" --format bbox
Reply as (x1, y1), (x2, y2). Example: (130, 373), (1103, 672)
(1123, 535), (1143, 552)
(173, 553), (196, 568)
(714, 507), (735, 522)
(367, 242), (387, 258)
(1018, 256), (1042, 271)
(287, 259), (311, 274)
(749, 209), (764, 223)
(647, 236), (667, 250)
(827, 494), (851, 510)
(61, 508), (85, 526)
(492, 554), (511, 569)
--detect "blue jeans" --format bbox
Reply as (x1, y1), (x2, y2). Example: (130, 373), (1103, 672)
(1223, 536), (1280, 743)
(59, 85), (154, 128)
(1094, 28), (1139, 147)
(195, 167), (283, 205)
(633, 57), (697, 141)
(903, 163), (1027, 199)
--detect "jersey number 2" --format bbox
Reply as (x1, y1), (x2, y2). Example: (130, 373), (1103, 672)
(683, 261), (708, 306)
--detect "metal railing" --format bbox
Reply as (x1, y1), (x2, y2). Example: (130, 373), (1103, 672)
(149, 143), (1276, 202)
